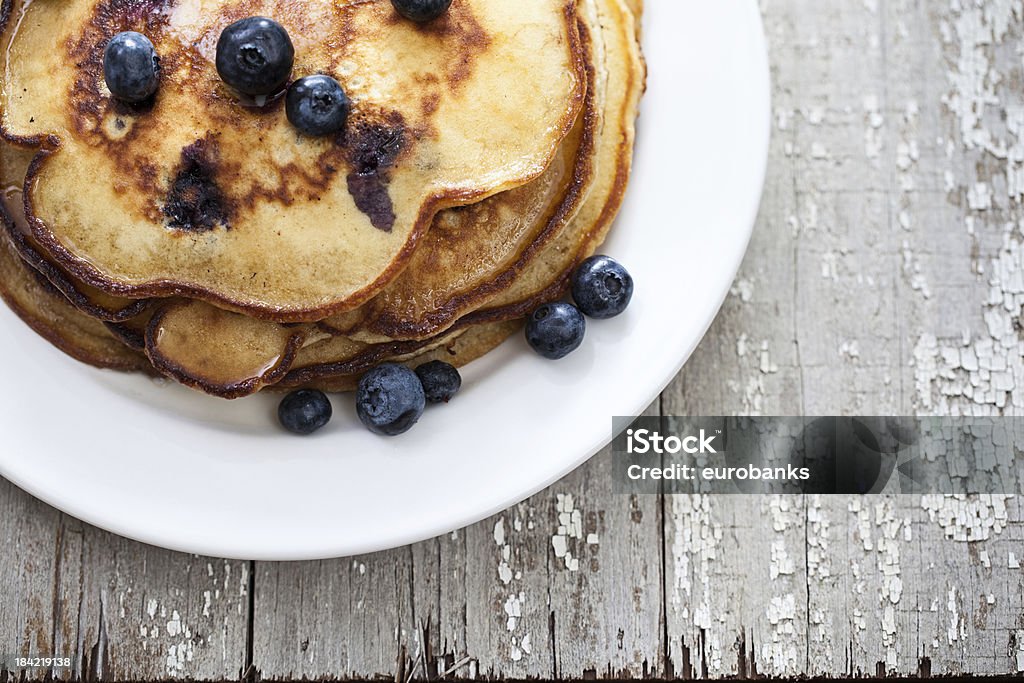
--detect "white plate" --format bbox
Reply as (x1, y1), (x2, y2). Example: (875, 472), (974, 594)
(0, 0), (769, 560)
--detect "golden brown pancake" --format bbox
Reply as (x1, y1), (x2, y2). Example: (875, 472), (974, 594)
(0, 126), (549, 398)
(268, 0), (644, 392)
(624, 0), (643, 32)
(141, 293), (464, 397)
(131, 1), (606, 396)
(0, 135), (149, 369)
(281, 327), (465, 388)
(1, 0), (585, 320)
(319, 13), (601, 343)
(105, 307), (157, 352)
(454, 0), (643, 328)
(0, 218), (149, 371)
(0, 0), (643, 399)
(326, 0), (643, 341)
(280, 320), (522, 392)
(0, 141), (156, 322)
(145, 299), (308, 398)
(0, 21), (596, 395)
(319, 109), (592, 343)
(121, 0), (639, 398)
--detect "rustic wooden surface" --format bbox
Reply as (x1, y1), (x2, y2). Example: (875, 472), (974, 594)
(4, 0), (1024, 679)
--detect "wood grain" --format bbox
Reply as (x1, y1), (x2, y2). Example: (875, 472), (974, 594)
(0, 479), (250, 681)
(4, 0), (1024, 679)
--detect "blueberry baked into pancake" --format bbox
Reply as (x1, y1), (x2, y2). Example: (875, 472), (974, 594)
(0, 0), (644, 436)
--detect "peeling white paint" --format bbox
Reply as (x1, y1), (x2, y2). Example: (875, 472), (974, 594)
(731, 278), (754, 302)
(491, 508), (536, 664)
(875, 502), (903, 670)
(759, 497), (802, 675)
(669, 492), (720, 672)
(769, 538), (794, 579)
(946, 586), (967, 646)
(503, 592), (524, 632)
(901, 242), (932, 299)
(494, 518), (513, 585)
(864, 94), (883, 159)
(921, 494), (1009, 542)
(551, 493), (588, 572)
(737, 333), (748, 358)
(759, 341), (779, 374)
(806, 497), (833, 663)
(166, 610), (182, 637)
(806, 496), (830, 580)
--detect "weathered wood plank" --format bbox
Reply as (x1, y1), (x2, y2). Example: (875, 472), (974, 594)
(59, 529), (251, 680)
(407, 529), (470, 679)
(252, 548), (415, 679)
(0, 479), (250, 681)
(545, 405), (664, 679)
(0, 478), (61, 680)
(250, 494), (552, 680)
(446, 405), (662, 679)
(461, 494), (555, 679)
(662, 0), (1024, 678)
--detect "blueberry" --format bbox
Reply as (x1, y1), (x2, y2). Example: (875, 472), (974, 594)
(525, 302), (586, 360)
(356, 364), (426, 436)
(278, 389), (332, 435)
(391, 0), (453, 23)
(415, 361), (462, 403)
(571, 255), (634, 319)
(215, 17), (294, 96)
(103, 32), (160, 103)
(285, 75), (351, 137)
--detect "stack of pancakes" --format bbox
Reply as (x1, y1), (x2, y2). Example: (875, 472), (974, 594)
(0, 0), (644, 398)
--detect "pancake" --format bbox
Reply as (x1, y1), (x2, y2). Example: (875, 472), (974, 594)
(329, 0), (643, 340)
(280, 327), (466, 389)
(144, 298), (308, 398)
(141, 292), (488, 397)
(0, 207), (149, 371)
(140, 292), (464, 398)
(319, 103), (593, 343)
(319, 8), (601, 343)
(105, 307), (157, 352)
(0, 0), (643, 400)
(0, 141), (156, 322)
(0, 136), (149, 369)
(0, 25), (595, 394)
(272, 0), (644, 391)
(0, 231), (150, 371)
(133, 1), (605, 396)
(117, 0), (638, 398)
(0, 0), (586, 321)
(454, 0), (642, 328)
(624, 0), (643, 34)
(280, 320), (522, 393)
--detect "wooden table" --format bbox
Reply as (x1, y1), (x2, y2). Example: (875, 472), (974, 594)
(4, 1), (1024, 680)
